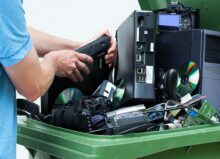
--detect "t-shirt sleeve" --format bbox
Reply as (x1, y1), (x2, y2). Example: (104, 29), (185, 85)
(0, 0), (33, 67)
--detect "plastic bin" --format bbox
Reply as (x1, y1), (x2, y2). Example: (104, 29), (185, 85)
(17, 1), (220, 159)
(17, 118), (220, 159)
(138, 0), (220, 31)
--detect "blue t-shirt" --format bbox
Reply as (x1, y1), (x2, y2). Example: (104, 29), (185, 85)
(0, 0), (32, 158)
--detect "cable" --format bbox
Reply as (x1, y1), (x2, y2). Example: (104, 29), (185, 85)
(117, 123), (159, 135)
(43, 114), (53, 121)
(89, 128), (106, 134)
(17, 108), (41, 121)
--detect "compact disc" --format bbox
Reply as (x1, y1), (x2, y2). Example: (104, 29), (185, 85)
(54, 88), (84, 107)
(113, 79), (125, 108)
(176, 61), (200, 97)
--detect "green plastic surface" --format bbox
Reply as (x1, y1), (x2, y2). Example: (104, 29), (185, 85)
(18, 118), (220, 159)
(27, 142), (220, 159)
(138, 0), (220, 31)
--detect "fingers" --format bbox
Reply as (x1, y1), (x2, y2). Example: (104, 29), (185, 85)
(105, 38), (117, 64)
(86, 29), (113, 45)
(95, 29), (112, 39)
(67, 67), (84, 82)
(54, 50), (92, 83)
(75, 53), (93, 64)
(68, 73), (78, 83)
(105, 53), (115, 64)
(65, 63), (78, 82)
(67, 52), (91, 82)
(76, 60), (90, 75)
(107, 38), (117, 54)
(69, 53), (91, 82)
(73, 69), (84, 82)
(99, 29), (112, 38)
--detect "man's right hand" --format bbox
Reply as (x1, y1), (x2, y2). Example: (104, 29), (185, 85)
(46, 50), (93, 82)
(5, 47), (93, 101)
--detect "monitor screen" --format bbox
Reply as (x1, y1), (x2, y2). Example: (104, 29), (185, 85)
(158, 14), (180, 27)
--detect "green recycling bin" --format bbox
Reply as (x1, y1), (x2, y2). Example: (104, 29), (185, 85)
(17, 1), (220, 159)
(138, 0), (220, 31)
(17, 118), (220, 159)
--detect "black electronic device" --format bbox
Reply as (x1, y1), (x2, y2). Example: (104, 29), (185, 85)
(45, 96), (112, 132)
(17, 98), (164, 135)
(156, 68), (180, 102)
(154, 1), (199, 31)
(115, 10), (156, 106)
(92, 80), (116, 101)
(105, 105), (146, 122)
(17, 96), (111, 132)
(104, 104), (164, 135)
(41, 36), (111, 114)
(76, 35), (110, 57)
(156, 29), (220, 113)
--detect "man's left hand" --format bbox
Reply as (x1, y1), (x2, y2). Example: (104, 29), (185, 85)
(86, 30), (117, 67)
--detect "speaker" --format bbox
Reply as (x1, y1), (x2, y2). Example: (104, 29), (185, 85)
(156, 29), (220, 113)
(115, 10), (156, 106)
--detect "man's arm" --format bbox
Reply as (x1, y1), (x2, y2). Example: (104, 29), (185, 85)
(4, 46), (93, 101)
(28, 27), (83, 57)
(28, 27), (117, 65)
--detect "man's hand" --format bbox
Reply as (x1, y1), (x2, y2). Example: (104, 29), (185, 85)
(5, 48), (93, 101)
(47, 50), (93, 82)
(85, 30), (117, 67)
(29, 27), (117, 66)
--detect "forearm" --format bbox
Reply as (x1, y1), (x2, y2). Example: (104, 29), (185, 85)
(37, 53), (57, 97)
(22, 55), (56, 101)
(28, 27), (83, 57)
(6, 47), (93, 101)
(5, 47), (57, 101)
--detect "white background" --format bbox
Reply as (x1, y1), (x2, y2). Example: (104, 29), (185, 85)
(17, 0), (140, 158)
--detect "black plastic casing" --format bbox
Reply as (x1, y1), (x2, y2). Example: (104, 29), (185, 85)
(115, 10), (156, 106)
